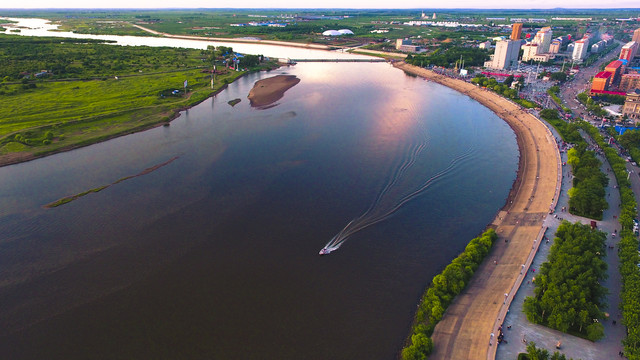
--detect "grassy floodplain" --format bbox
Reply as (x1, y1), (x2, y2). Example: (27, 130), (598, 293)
(0, 34), (274, 165)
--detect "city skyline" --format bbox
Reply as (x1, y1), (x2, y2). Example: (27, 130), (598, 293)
(1, 0), (640, 10)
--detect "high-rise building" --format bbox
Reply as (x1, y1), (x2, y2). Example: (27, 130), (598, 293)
(605, 60), (624, 85)
(521, 43), (539, 61)
(533, 26), (553, 53)
(591, 71), (612, 92)
(620, 41), (639, 61)
(511, 23), (523, 41)
(633, 28), (640, 43)
(549, 40), (561, 54)
(572, 38), (589, 61)
(485, 40), (520, 70)
(591, 41), (607, 53)
(620, 73), (640, 92)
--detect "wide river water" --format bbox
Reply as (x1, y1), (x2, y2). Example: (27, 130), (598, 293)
(0, 18), (518, 359)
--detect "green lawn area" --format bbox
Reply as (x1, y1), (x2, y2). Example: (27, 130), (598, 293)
(0, 68), (245, 161)
(0, 34), (275, 165)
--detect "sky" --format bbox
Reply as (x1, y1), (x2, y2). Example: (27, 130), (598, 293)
(1, 0), (639, 10)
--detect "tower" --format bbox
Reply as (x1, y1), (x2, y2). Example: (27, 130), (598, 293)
(490, 40), (521, 70)
(532, 27), (552, 53)
(511, 23), (523, 41)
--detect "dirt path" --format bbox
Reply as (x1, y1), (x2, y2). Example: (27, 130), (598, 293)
(393, 62), (560, 360)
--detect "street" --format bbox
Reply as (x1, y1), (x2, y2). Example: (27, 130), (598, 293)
(557, 42), (623, 122)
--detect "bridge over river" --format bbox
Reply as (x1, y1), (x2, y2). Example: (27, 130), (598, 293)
(280, 58), (387, 63)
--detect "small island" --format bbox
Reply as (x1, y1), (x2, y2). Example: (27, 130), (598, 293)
(247, 75), (300, 108)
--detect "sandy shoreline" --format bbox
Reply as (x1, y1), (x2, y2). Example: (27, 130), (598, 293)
(247, 75), (300, 108)
(393, 62), (560, 360)
(132, 24), (333, 51)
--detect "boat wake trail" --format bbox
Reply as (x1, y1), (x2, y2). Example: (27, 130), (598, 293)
(320, 144), (475, 255)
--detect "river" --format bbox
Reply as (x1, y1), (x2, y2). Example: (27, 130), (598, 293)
(0, 18), (518, 359)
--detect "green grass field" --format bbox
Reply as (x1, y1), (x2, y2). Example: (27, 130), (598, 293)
(0, 69), (246, 161)
(0, 34), (276, 165)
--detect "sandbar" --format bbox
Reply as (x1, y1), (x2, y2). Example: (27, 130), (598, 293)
(393, 62), (561, 360)
(247, 75), (300, 108)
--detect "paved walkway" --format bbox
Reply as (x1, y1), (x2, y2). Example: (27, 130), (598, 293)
(393, 62), (560, 360)
(495, 127), (627, 359)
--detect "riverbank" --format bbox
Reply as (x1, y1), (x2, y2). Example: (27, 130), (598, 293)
(0, 77), (229, 168)
(131, 24), (334, 51)
(0, 59), (283, 168)
(393, 62), (561, 360)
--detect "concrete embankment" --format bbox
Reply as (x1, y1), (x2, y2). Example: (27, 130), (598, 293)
(393, 62), (560, 360)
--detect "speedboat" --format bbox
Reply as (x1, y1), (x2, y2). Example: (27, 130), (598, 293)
(319, 248), (331, 256)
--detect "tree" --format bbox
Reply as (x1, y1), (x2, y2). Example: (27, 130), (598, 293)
(619, 130), (640, 150)
(526, 341), (550, 360)
(401, 345), (426, 360)
(215, 46), (234, 58)
(550, 72), (568, 82)
(411, 333), (433, 354)
(523, 222), (607, 338)
(540, 108), (559, 120)
(240, 54), (261, 67)
(206, 45), (216, 64)
(550, 352), (567, 360)
(577, 92), (589, 104)
(566, 148), (580, 167)
(586, 322), (605, 341)
(504, 75), (514, 87)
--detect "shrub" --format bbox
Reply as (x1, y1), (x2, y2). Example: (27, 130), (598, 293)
(523, 222), (607, 340)
(401, 229), (497, 359)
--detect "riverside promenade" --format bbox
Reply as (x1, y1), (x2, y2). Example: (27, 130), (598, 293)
(393, 62), (561, 360)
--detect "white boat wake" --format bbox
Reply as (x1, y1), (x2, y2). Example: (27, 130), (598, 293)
(319, 144), (475, 255)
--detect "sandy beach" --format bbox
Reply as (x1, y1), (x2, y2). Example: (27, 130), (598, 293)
(247, 75), (300, 108)
(393, 62), (561, 360)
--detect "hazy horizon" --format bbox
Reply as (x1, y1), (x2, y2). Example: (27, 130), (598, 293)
(1, 0), (639, 11)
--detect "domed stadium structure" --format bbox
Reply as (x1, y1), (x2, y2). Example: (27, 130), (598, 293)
(322, 29), (353, 36)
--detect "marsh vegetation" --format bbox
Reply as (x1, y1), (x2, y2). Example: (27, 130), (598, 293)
(0, 35), (273, 164)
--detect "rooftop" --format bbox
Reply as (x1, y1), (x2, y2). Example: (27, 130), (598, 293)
(606, 60), (623, 69)
(590, 89), (626, 96)
(595, 71), (612, 79)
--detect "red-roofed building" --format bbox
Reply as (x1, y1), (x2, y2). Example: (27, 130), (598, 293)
(590, 71), (612, 94)
(620, 41), (638, 62)
(589, 89), (626, 96)
(605, 60), (624, 85)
